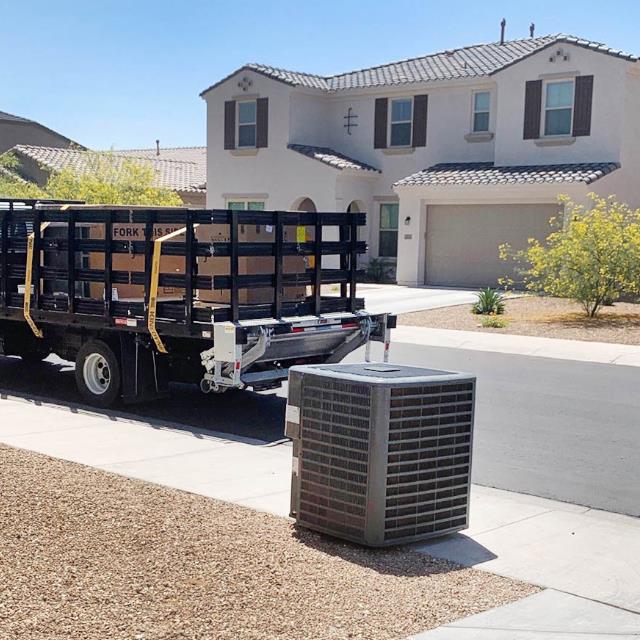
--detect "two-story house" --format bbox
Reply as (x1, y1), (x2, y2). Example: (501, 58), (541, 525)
(201, 33), (640, 287)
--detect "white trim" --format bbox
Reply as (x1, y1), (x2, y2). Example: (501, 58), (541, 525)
(542, 78), (575, 138)
(382, 147), (415, 155)
(225, 198), (267, 209)
(230, 148), (259, 156)
(471, 90), (491, 133)
(236, 99), (257, 148)
(222, 192), (269, 200)
(534, 136), (576, 147)
(388, 96), (413, 148)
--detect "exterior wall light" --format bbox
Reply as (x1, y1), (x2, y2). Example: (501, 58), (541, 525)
(404, 216), (412, 225)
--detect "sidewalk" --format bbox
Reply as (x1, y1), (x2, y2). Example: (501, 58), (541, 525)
(411, 590), (640, 639)
(2, 392), (639, 637)
(360, 284), (477, 314)
(393, 324), (640, 367)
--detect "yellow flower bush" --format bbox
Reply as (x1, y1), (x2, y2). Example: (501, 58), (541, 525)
(501, 194), (640, 317)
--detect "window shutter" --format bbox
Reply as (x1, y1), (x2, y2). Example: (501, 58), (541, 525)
(256, 97), (269, 148)
(573, 75), (593, 137)
(412, 94), (428, 147)
(374, 98), (388, 149)
(523, 80), (542, 140)
(224, 100), (236, 150)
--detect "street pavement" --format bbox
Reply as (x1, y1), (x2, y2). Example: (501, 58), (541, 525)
(360, 340), (640, 517)
(2, 324), (640, 638)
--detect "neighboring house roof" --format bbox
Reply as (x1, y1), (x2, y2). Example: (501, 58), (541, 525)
(201, 34), (637, 95)
(395, 162), (621, 187)
(112, 146), (206, 165)
(12, 145), (206, 193)
(287, 144), (380, 173)
(0, 110), (80, 146)
(0, 110), (33, 124)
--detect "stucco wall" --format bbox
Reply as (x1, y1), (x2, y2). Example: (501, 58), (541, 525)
(0, 121), (72, 155)
(204, 46), (640, 274)
(325, 81), (497, 195)
(493, 44), (628, 166)
(205, 70), (340, 211)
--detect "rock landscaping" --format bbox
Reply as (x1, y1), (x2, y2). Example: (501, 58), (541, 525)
(400, 296), (640, 345)
(0, 444), (537, 640)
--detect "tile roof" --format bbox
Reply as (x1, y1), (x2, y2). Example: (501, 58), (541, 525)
(112, 146), (206, 165)
(202, 35), (637, 95)
(12, 145), (206, 193)
(395, 162), (620, 187)
(0, 110), (33, 124)
(287, 144), (380, 173)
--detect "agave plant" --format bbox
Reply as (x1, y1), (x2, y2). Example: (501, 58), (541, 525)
(472, 287), (505, 315)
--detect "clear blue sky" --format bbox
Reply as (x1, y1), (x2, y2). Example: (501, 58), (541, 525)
(3, 0), (639, 150)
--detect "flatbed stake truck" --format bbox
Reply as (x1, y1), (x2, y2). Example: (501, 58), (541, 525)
(0, 198), (395, 407)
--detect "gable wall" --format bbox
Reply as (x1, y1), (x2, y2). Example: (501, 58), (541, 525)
(0, 121), (72, 155)
(493, 44), (628, 166)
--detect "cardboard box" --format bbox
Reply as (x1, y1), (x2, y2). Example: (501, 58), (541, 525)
(88, 223), (185, 301)
(86, 221), (308, 307)
(196, 223), (307, 305)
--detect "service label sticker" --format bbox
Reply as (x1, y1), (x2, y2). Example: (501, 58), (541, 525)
(286, 404), (300, 424)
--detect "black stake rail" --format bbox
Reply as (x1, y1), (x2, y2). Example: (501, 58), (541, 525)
(0, 201), (366, 334)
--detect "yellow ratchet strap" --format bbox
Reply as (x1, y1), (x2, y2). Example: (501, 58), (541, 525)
(148, 225), (198, 354)
(24, 221), (52, 339)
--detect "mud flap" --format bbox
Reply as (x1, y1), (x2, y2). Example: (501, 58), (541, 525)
(119, 334), (169, 404)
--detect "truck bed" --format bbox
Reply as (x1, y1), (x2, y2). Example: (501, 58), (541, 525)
(0, 199), (366, 339)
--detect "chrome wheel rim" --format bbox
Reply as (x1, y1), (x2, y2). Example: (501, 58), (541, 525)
(83, 353), (111, 396)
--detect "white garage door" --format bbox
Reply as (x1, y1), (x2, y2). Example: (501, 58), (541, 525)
(425, 203), (558, 287)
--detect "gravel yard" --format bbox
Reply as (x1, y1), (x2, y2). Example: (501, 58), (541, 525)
(0, 444), (536, 640)
(400, 296), (640, 345)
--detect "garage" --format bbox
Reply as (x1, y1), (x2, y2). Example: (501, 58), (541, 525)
(424, 203), (558, 287)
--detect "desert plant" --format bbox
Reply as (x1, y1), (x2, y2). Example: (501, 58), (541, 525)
(472, 288), (505, 315)
(45, 152), (182, 206)
(0, 150), (182, 206)
(365, 258), (390, 283)
(0, 152), (48, 199)
(500, 194), (640, 317)
(481, 316), (508, 329)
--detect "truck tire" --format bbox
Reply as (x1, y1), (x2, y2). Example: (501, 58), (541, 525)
(75, 340), (121, 408)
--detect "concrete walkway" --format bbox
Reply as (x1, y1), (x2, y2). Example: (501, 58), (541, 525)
(2, 392), (640, 637)
(393, 325), (640, 367)
(411, 590), (640, 639)
(359, 284), (476, 314)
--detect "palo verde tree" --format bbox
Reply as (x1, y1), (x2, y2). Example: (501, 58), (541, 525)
(0, 150), (182, 206)
(45, 151), (182, 206)
(500, 194), (640, 317)
(0, 152), (48, 199)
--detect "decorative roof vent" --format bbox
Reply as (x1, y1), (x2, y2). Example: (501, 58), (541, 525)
(549, 47), (571, 63)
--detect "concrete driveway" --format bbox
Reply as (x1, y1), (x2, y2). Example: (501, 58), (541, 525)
(359, 284), (477, 314)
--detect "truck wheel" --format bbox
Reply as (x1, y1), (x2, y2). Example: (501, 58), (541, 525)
(75, 340), (121, 408)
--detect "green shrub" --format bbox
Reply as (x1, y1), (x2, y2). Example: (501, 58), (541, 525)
(481, 316), (508, 328)
(472, 288), (505, 315)
(365, 258), (390, 283)
(500, 194), (640, 317)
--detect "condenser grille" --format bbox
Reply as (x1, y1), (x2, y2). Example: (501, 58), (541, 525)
(384, 382), (473, 541)
(299, 379), (371, 538)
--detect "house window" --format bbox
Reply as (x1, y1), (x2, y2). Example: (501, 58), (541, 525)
(227, 200), (264, 211)
(237, 100), (257, 147)
(472, 91), (490, 132)
(379, 203), (399, 257)
(389, 98), (413, 147)
(544, 80), (574, 136)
